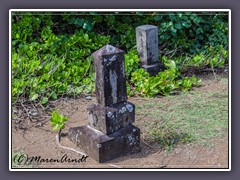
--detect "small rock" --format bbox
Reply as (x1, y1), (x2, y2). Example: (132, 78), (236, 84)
(28, 109), (38, 116)
(85, 96), (92, 100)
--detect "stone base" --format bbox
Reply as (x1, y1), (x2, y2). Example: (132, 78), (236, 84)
(68, 124), (140, 163)
(141, 63), (164, 76)
(87, 101), (135, 135)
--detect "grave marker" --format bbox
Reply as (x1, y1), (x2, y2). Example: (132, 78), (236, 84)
(68, 44), (140, 163)
(136, 25), (164, 76)
(93, 45), (127, 106)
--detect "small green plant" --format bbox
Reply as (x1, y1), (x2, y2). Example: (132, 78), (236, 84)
(177, 76), (201, 91)
(50, 111), (69, 142)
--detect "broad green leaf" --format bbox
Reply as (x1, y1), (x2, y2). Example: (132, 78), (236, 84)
(182, 22), (190, 28)
(154, 15), (162, 21)
(84, 34), (89, 41)
(41, 97), (49, 104)
(83, 20), (94, 31)
(171, 27), (177, 33)
(183, 16), (188, 20)
(199, 35), (204, 40)
(27, 51), (33, 57)
(53, 124), (60, 131)
(51, 93), (57, 100)
(75, 19), (84, 27)
(164, 60), (176, 69)
(30, 93), (38, 101)
(175, 23), (182, 29)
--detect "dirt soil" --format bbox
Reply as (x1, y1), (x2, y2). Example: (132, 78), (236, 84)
(12, 73), (229, 169)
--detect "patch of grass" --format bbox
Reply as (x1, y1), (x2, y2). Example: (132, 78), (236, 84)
(136, 81), (228, 150)
(149, 121), (194, 151)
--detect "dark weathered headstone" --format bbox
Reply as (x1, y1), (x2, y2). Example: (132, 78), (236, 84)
(92, 45), (127, 106)
(68, 44), (140, 163)
(136, 25), (164, 76)
(136, 25), (159, 65)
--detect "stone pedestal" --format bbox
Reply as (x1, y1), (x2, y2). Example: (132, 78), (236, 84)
(87, 101), (135, 135)
(68, 124), (140, 163)
(136, 25), (163, 76)
(68, 45), (140, 163)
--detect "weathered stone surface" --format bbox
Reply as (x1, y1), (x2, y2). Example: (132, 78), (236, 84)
(68, 124), (140, 163)
(68, 44), (140, 163)
(92, 44), (127, 106)
(87, 101), (135, 134)
(142, 63), (164, 76)
(136, 25), (159, 65)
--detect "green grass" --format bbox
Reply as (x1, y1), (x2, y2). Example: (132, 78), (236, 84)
(136, 78), (228, 151)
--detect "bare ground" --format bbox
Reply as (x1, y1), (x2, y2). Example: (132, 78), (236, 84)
(11, 73), (229, 169)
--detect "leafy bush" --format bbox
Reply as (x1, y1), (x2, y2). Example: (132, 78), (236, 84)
(12, 13), (110, 104)
(11, 12), (228, 104)
(130, 68), (201, 97)
(90, 12), (228, 53)
(124, 48), (140, 78)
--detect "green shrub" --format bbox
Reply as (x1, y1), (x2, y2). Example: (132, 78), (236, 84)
(130, 68), (201, 97)
(11, 12), (228, 104)
(124, 48), (140, 78)
(12, 13), (110, 104)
